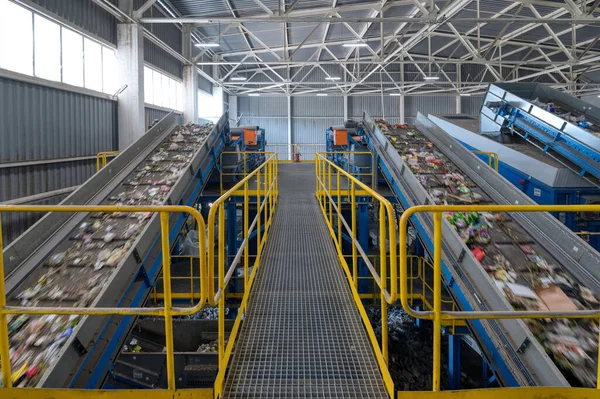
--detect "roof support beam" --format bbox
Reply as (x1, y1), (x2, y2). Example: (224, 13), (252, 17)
(133, 0), (157, 19)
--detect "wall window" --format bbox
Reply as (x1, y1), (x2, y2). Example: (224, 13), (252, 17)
(144, 66), (183, 112)
(102, 47), (117, 94)
(198, 88), (222, 123)
(0, 0), (117, 93)
(84, 38), (102, 92)
(34, 14), (61, 81)
(0, 0), (33, 76)
(62, 27), (84, 86)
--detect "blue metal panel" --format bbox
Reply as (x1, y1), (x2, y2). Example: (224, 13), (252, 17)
(449, 335), (461, 390)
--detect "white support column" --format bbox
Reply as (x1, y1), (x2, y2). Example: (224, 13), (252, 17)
(182, 25), (198, 124)
(399, 95), (405, 125)
(343, 95), (348, 121)
(456, 95), (462, 114)
(287, 95), (292, 161)
(229, 95), (238, 126)
(117, 22), (145, 149)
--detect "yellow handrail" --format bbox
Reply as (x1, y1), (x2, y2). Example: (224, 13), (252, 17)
(266, 143), (326, 162)
(219, 151), (275, 195)
(0, 205), (206, 390)
(399, 204), (600, 392)
(315, 153), (396, 398)
(472, 151), (499, 172)
(95, 151), (122, 172)
(211, 154), (278, 398)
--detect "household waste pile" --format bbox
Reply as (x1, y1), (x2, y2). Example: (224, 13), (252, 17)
(376, 119), (600, 387)
(2, 123), (214, 388)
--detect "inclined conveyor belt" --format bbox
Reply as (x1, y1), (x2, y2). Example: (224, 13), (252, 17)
(363, 112), (600, 388)
(2, 112), (229, 388)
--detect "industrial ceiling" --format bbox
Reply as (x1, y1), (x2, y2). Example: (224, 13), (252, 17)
(134, 1), (600, 96)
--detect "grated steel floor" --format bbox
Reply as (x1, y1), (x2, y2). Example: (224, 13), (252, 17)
(222, 163), (388, 399)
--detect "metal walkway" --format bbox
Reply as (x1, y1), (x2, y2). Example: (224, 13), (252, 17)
(222, 163), (388, 398)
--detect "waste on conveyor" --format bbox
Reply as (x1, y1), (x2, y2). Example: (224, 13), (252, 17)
(376, 119), (600, 387)
(1, 123), (214, 388)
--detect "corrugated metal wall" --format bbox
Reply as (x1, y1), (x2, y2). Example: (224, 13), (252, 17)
(461, 96), (484, 116)
(405, 96), (456, 124)
(239, 97), (287, 117)
(1, 193), (70, 246)
(145, 106), (170, 128)
(0, 77), (117, 162)
(0, 76), (117, 244)
(198, 74), (213, 95)
(349, 96), (402, 120)
(30, 0), (117, 44)
(144, 39), (183, 79)
(292, 96), (343, 118)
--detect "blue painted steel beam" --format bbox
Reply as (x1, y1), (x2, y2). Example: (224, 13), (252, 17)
(449, 335), (461, 390)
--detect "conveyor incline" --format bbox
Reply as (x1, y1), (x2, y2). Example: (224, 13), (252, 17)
(362, 111), (600, 387)
(2, 112), (229, 388)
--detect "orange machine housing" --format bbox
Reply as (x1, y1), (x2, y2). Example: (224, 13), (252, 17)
(333, 129), (348, 146)
(243, 129), (257, 146)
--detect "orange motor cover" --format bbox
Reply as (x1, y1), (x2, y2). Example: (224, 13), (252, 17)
(333, 130), (348, 146)
(243, 129), (257, 145)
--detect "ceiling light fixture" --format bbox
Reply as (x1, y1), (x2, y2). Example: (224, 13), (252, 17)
(342, 42), (368, 47)
(423, 76), (440, 80)
(325, 77), (341, 81)
(316, 93), (328, 96)
(460, 93), (471, 97)
(248, 93), (260, 97)
(195, 42), (220, 48)
(390, 93), (402, 96)
(231, 76), (247, 81)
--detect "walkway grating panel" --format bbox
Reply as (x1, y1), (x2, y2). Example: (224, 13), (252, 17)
(222, 163), (388, 399)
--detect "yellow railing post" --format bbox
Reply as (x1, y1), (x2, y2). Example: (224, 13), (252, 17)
(257, 170), (262, 260)
(244, 179), (249, 290)
(0, 214), (12, 388)
(337, 168), (342, 247)
(351, 181), (357, 289)
(189, 257), (194, 305)
(379, 205), (388, 365)
(432, 211), (442, 392)
(328, 163), (332, 225)
(159, 212), (176, 391)
(218, 203), (226, 368)
(597, 326), (600, 389)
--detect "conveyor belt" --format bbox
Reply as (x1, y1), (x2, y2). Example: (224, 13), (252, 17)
(363, 112), (600, 388)
(222, 163), (387, 399)
(2, 112), (229, 388)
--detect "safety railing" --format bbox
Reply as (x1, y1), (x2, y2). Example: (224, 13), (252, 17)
(219, 151), (272, 195)
(472, 151), (499, 172)
(0, 205), (206, 390)
(96, 151), (122, 171)
(151, 256), (202, 304)
(322, 151), (376, 189)
(266, 143), (326, 162)
(399, 204), (600, 392)
(210, 154), (279, 398)
(315, 153), (396, 398)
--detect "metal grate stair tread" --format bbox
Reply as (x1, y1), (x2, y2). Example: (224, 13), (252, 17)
(222, 163), (387, 399)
